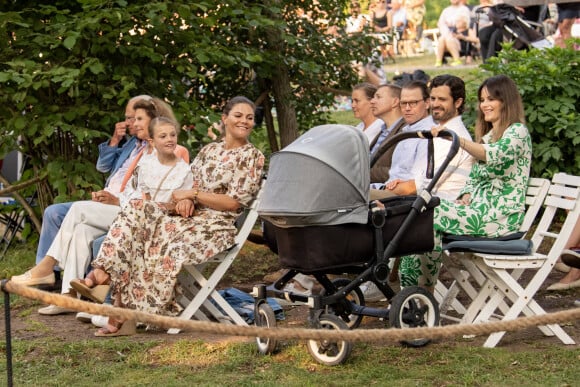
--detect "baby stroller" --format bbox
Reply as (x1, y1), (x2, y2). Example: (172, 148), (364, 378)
(252, 124), (459, 365)
(486, 4), (552, 52)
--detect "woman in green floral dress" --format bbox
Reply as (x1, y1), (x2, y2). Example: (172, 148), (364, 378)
(400, 75), (532, 289)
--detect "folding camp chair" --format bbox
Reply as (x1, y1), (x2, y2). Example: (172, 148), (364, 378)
(0, 202), (28, 258)
(435, 177), (550, 322)
(0, 154), (38, 259)
(168, 185), (263, 334)
(458, 172), (579, 347)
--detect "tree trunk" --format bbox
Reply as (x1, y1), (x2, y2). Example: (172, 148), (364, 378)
(262, 0), (299, 149)
(262, 97), (279, 153)
(270, 67), (299, 148)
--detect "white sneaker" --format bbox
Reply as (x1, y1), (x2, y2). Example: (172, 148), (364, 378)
(91, 315), (109, 328)
(574, 299), (580, 307)
(38, 305), (74, 315)
(293, 273), (315, 291)
(360, 281), (386, 302)
(76, 312), (94, 323)
(282, 282), (312, 296)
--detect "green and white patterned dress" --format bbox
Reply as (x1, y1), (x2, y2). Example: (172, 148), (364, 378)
(400, 122), (532, 287)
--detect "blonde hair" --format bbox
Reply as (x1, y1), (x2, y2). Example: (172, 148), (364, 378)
(148, 116), (180, 138)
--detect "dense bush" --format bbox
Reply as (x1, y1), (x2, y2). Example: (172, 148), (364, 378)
(0, 1), (371, 206)
(482, 44), (580, 178)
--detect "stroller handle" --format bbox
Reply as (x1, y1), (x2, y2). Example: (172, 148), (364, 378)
(373, 129), (460, 195)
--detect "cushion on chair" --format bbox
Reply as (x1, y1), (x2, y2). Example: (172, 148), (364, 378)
(443, 239), (533, 255)
(443, 231), (525, 243)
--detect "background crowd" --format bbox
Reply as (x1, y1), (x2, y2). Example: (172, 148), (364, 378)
(345, 0), (579, 70)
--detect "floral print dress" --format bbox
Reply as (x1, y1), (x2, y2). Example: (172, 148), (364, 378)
(93, 141), (265, 316)
(400, 123), (532, 287)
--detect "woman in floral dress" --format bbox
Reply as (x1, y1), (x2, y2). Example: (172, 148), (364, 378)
(90, 96), (265, 336)
(399, 75), (532, 289)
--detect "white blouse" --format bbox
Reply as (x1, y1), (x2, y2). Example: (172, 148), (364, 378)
(120, 151), (193, 207)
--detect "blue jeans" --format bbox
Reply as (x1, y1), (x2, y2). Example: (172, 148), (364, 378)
(36, 202), (73, 266)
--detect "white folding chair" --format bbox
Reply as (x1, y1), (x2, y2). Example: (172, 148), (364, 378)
(168, 186), (263, 334)
(463, 172), (579, 347)
(436, 177), (551, 322)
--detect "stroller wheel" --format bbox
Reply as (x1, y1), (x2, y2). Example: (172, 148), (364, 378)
(307, 314), (353, 366)
(389, 286), (440, 348)
(320, 278), (365, 329)
(255, 302), (278, 355)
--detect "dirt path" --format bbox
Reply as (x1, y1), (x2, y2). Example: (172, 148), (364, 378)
(2, 267), (578, 350)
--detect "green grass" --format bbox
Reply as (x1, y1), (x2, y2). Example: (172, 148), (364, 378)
(1, 241), (579, 385)
(0, 334), (578, 385)
(0, 54), (575, 385)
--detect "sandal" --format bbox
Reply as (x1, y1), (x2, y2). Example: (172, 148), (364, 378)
(70, 279), (110, 303)
(94, 317), (136, 337)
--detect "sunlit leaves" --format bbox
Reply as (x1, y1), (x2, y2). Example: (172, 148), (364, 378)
(483, 44), (580, 177)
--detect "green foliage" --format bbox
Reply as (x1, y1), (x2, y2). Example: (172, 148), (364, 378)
(0, 1), (372, 202)
(482, 44), (580, 178)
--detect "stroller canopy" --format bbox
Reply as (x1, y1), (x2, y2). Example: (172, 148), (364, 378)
(258, 124), (370, 227)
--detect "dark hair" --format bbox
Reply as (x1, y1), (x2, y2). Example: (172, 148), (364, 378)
(223, 96), (255, 116)
(430, 74), (466, 114)
(148, 116), (180, 138)
(475, 75), (524, 143)
(133, 97), (176, 122)
(353, 82), (378, 100)
(402, 80), (429, 100)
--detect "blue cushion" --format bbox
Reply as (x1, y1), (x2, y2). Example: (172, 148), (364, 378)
(443, 239), (533, 255)
(443, 232), (525, 243)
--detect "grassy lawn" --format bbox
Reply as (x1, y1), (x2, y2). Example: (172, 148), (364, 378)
(1, 335), (579, 386)
(0, 54), (577, 385)
(1, 241), (579, 386)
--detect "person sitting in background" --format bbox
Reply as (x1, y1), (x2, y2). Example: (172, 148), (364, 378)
(370, 0), (395, 62)
(82, 96), (265, 337)
(547, 220), (580, 291)
(389, 0), (408, 53)
(346, 1), (368, 35)
(435, 0), (471, 67)
(399, 75), (532, 290)
(456, 16), (480, 64)
(555, 2), (580, 48)
(437, 16), (479, 66)
(405, 0), (426, 52)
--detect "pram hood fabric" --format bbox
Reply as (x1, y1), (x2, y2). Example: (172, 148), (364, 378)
(258, 124), (370, 228)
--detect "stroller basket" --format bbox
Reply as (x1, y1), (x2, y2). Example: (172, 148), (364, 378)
(265, 195), (439, 272)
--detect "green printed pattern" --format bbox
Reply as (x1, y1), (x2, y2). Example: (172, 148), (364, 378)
(400, 123), (532, 287)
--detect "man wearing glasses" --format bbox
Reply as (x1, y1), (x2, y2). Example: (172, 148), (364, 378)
(370, 76), (474, 198)
(370, 80), (433, 199)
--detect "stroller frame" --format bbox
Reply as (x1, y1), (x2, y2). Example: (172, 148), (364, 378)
(485, 3), (552, 54)
(253, 129), (460, 365)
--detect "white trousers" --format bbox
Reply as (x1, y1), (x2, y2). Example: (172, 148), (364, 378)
(46, 201), (121, 294)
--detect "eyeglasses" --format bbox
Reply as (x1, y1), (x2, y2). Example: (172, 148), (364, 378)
(125, 116), (136, 122)
(399, 99), (425, 109)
